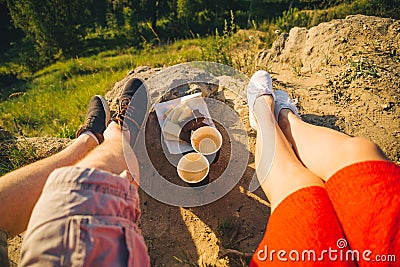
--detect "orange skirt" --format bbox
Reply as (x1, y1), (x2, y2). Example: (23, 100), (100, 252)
(250, 161), (400, 266)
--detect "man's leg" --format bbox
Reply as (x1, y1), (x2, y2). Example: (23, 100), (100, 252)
(18, 129), (145, 266)
(0, 96), (110, 237)
(19, 78), (149, 266)
(75, 122), (140, 188)
(75, 77), (148, 188)
(0, 135), (97, 236)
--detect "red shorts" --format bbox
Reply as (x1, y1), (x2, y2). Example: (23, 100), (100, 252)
(250, 161), (400, 266)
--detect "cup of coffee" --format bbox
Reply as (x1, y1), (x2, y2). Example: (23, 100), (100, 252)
(177, 152), (210, 184)
(191, 126), (222, 163)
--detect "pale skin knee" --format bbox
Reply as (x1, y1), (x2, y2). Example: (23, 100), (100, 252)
(340, 137), (388, 162)
(324, 137), (389, 180)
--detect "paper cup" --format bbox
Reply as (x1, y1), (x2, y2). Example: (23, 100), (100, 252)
(191, 126), (222, 163)
(177, 152), (210, 184)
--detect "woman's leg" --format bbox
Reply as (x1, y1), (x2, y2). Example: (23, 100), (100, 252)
(278, 109), (389, 180)
(254, 95), (324, 212)
(277, 108), (399, 266)
(251, 95), (355, 266)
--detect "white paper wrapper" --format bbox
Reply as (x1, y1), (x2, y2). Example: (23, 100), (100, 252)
(154, 93), (215, 154)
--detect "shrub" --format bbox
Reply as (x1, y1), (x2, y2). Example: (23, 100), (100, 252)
(276, 8), (313, 32)
(200, 11), (236, 66)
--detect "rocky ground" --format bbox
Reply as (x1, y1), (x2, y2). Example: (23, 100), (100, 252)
(259, 14), (399, 163)
(4, 14), (399, 266)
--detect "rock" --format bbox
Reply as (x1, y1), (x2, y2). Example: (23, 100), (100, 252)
(0, 137), (72, 176)
(258, 15), (396, 74)
(381, 102), (394, 111)
(187, 83), (219, 97)
(23, 137), (72, 157)
(102, 15), (400, 166)
(381, 103), (389, 109)
(105, 67), (161, 111)
(134, 66), (152, 73)
(106, 64), (249, 109)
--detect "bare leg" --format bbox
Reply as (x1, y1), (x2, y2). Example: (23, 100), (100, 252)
(254, 96), (324, 212)
(278, 109), (389, 181)
(76, 123), (140, 187)
(0, 135), (97, 236)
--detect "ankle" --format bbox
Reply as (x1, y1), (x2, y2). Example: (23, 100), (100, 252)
(76, 133), (99, 147)
(103, 122), (122, 141)
(255, 95), (274, 111)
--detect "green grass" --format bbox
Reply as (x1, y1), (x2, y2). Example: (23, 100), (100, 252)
(0, 28), (271, 139)
(0, 39), (205, 138)
(348, 57), (380, 81)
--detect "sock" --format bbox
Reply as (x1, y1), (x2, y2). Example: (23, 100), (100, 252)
(108, 121), (117, 127)
(80, 130), (100, 145)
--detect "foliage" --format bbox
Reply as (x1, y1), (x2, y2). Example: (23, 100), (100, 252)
(5, 0), (94, 60)
(232, 21), (277, 75)
(217, 218), (240, 249)
(200, 11), (236, 67)
(276, 8), (313, 32)
(199, 12), (272, 75)
(276, 0), (400, 33)
(2, 0), (399, 76)
(345, 0), (400, 19)
(348, 57), (380, 80)
(291, 58), (304, 76)
(0, 27), (276, 138)
(0, 63), (30, 100)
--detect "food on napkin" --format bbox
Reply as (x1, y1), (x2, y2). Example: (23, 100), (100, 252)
(162, 105), (209, 144)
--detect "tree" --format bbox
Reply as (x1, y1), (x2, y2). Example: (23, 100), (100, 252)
(176, 0), (191, 30)
(149, 0), (158, 31)
(5, 0), (95, 60)
(0, 2), (12, 50)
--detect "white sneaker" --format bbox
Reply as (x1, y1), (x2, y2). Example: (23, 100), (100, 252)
(247, 70), (275, 130)
(274, 90), (300, 121)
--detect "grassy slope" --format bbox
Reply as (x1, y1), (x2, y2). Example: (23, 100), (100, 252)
(0, 39), (204, 138)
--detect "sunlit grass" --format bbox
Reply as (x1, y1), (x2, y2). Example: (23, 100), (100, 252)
(0, 31), (264, 138)
(0, 39), (204, 138)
